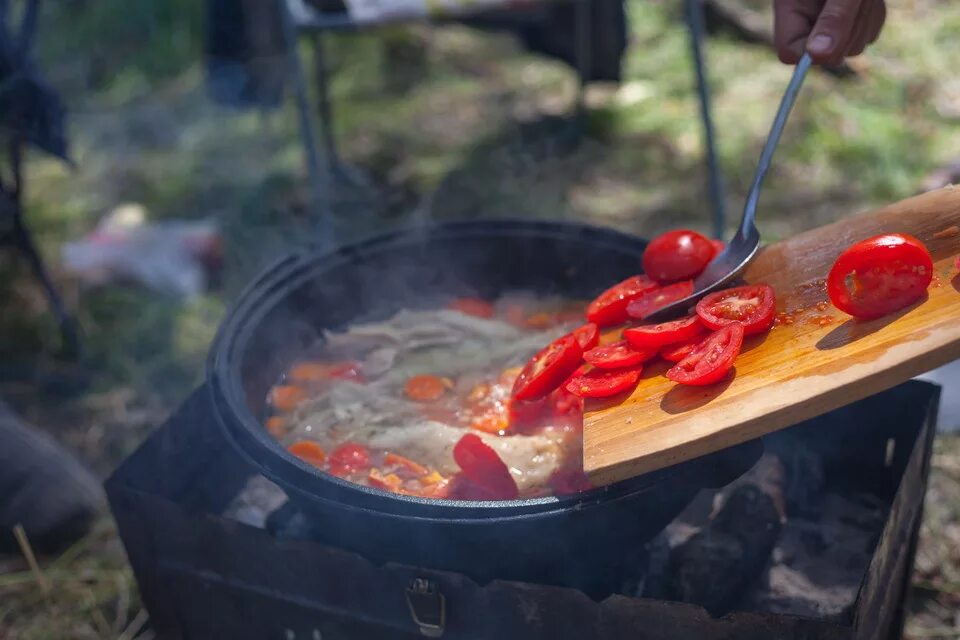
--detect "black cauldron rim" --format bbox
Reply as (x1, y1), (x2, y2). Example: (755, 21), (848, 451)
(207, 218), (759, 522)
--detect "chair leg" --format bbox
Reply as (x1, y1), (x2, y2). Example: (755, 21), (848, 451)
(685, 0), (727, 239)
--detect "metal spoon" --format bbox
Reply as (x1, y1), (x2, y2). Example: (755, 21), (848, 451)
(644, 52), (813, 323)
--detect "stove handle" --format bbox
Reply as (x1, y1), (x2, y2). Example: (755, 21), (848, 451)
(405, 578), (446, 638)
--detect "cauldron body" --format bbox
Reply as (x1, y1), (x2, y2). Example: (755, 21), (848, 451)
(208, 220), (761, 597)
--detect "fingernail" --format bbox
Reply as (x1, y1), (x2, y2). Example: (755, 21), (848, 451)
(807, 34), (833, 54)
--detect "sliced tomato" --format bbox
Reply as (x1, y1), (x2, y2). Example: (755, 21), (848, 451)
(696, 284), (776, 335)
(571, 323), (600, 351)
(586, 275), (660, 327)
(710, 239), (726, 258)
(955, 255), (960, 271)
(643, 229), (715, 283)
(659, 339), (700, 363)
(666, 323), (744, 386)
(583, 340), (655, 369)
(329, 442), (371, 472)
(827, 233), (934, 320)
(623, 315), (704, 350)
(448, 297), (495, 318)
(453, 433), (519, 500)
(566, 367), (642, 398)
(625, 280), (694, 320)
(511, 334), (584, 402)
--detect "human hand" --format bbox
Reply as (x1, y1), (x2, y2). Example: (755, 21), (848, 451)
(774, 0), (886, 65)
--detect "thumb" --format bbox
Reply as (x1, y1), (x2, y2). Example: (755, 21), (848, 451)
(806, 0), (864, 63)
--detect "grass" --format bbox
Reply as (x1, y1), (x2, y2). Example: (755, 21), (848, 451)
(1, 0), (959, 636)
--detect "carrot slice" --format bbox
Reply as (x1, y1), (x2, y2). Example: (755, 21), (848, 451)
(384, 452), (429, 477)
(265, 416), (286, 438)
(269, 385), (307, 412)
(404, 375), (450, 402)
(288, 441), (326, 467)
(368, 469), (403, 492)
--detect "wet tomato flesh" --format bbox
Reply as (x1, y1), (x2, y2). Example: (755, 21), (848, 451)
(666, 323), (744, 386)
(586, 275), (660, 327)
(696, 284), (776, 335)
(623, 315), (704, 350)
(511, 334), (584, 402)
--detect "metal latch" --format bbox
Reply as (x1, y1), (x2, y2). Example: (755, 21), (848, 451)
(405, 578), (445, 638)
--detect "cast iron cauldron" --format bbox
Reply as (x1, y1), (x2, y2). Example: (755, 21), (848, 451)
(208, 220), (761, 598)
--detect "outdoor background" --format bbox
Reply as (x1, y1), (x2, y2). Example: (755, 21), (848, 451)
(1, 0), (959, 637)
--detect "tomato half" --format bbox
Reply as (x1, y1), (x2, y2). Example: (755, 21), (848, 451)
(827, 233), (934, 320)
(623, 315), (704, 349)
(666, 323), (744, 386)
(571, 323), (600, 351)
(586, 275), (660, 327)
(511, 334), (584, 402)
(659, 339), (700, 363)
(710, 239), (725, 258)
(453, 433), (519, 500)
(329, 442), (371, 472)
(626, 280), (694, 320)
(696, 284), (776, 335)
(566, 367), (642, 398)
(583, 340), (655, 369)
(643, 229), (715, 283)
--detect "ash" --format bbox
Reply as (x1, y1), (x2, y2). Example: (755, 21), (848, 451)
(223, 475), (289, 529)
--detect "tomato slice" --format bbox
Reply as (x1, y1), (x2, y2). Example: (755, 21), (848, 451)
(329, 442), (371, 472)
(710, 239), (725, 257)
(643, 229), (715, 283)
(511, 334), (584, 402)
(583, 340), (655, 369)
(696, 284), (776, 335)
(827, 233), (934, 320)
(448, 297), (495, 318)
(586, 275), (660, 327)
(453, 433), (519, 500)
(571, 323), (600, 351)
(623, 315), (704, 349)
(666, 323), (744, 386)
(659, 339), (700, 363)
(625, 280), (694, 320)
(565, 367), (643, 398)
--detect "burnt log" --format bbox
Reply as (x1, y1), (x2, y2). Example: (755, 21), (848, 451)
(668, 484), (782, 616)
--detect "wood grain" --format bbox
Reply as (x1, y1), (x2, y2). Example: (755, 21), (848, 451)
(583, 186), (960, 486)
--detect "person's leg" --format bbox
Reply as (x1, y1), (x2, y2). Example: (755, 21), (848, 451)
(0, 400), (104, 553)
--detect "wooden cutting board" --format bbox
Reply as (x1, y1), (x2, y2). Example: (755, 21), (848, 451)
(583, 186), (960, 487)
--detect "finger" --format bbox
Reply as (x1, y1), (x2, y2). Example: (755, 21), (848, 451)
(844, 2), (875, 57)
(865, 0), (886, 44)
(806, 0), (865, 64)
(846, 0), (885, 57)
(774, 0), (823, 64)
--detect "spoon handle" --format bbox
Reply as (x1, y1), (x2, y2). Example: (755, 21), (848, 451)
(740, 52), (812, 234)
